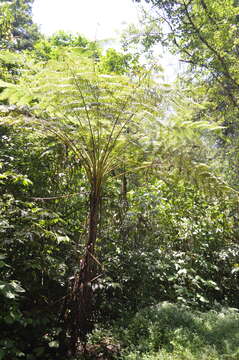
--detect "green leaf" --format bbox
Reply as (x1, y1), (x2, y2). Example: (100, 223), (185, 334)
(0, 260), (10, 268)
(5, 290), (16, 299)
(0, 79), (16, 88)
(16, 352), (25, 358)
(48, 340), (59, 348)
(56, 234), (70, 244)
(196, 295), (209, 303)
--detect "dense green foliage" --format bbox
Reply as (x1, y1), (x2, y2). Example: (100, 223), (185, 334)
(0, 0), (40, 50)
(0, 0), (238, 359)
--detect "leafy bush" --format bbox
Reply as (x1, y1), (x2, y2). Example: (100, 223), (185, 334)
(96, 178), (239, 319)
(0, 168), (71, 359)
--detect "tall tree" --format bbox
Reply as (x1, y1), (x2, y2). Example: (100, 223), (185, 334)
(0, 50), (164, 353)
(0, 0), (40, 50)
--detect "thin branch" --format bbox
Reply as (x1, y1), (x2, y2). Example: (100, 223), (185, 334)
(31, 192), (84, 201)
(199, 0), (218, 26)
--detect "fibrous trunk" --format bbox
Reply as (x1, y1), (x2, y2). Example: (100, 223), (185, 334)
(63, 181), (101, 355)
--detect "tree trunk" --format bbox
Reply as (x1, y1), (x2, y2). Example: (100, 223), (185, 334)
(63, 181), (101, 355)
(121, 173), (128, 206)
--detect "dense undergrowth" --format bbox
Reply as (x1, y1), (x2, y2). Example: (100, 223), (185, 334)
(85, 303), (239, 360)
